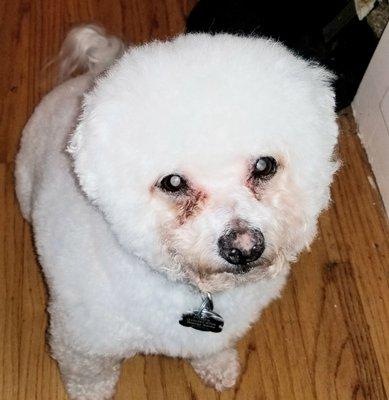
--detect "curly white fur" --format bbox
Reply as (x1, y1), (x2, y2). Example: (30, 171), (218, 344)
(58, 24), (124, 81)
(15, 25), (338, 399)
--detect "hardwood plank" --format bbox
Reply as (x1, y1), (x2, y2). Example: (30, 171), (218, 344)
(324, 113), (389, 392)
(0, 1), (388, 399)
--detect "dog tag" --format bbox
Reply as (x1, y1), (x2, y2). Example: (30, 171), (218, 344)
(179, 293), (224, 333)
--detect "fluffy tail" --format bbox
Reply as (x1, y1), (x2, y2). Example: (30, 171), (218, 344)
(58, 24), (124, 81)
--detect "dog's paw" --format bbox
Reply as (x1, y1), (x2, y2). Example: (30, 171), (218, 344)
(63, 363), (121, 400)
(191, 348), (240, 391)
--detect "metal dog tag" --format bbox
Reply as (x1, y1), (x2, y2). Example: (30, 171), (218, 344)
(179, 293), (224, 333)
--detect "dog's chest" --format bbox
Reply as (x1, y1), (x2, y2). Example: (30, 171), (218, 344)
(80, 262), (288, 358)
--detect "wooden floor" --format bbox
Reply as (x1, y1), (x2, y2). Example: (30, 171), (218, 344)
(1, 1), (389, 399)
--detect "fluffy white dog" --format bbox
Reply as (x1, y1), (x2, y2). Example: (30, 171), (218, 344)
(15, 24), (338, 399)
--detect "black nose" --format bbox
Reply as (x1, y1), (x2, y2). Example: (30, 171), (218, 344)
(218, 227), (265, 265)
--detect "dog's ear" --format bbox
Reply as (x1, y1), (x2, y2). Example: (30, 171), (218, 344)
(67, 92), (108, 203)
(309, 63), (337, 116)
(310, 63), (339, 155)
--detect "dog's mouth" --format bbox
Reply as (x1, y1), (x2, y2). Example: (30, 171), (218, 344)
(213, 254), (274, 275)
(164, 244), (280, 292)
(233, 263), (256, 275)
(180, 254), (281, 293)
(184, 254), (274, 280)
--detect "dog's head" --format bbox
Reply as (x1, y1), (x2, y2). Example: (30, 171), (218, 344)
(69, 34), (338, 292)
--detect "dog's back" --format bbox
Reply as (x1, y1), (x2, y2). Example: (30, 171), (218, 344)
(15, 25), (123, 221)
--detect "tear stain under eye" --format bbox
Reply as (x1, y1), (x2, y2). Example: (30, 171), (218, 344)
(176, 190), (208, 225)
(246, 177), (265, 201)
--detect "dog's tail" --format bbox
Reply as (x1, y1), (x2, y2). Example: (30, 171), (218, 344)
(58, 24), (124, 81)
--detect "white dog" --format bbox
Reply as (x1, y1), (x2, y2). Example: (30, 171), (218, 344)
(15, 24), (338, 399)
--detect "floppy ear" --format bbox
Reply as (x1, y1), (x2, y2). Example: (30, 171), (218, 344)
(306, 64), (340, 209)
(67, 92), (105, 202)
(312, 64), (340, 160)
(303, 60), (336, 112)
(67, 81), (148, 226)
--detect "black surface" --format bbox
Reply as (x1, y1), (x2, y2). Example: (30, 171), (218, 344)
(186, 0), (378, 110)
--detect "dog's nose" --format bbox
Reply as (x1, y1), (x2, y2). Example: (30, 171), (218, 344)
(218, 227), (265, 265)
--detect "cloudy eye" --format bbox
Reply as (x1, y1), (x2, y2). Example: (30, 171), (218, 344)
(160, 174), (188, 193)
(253, 157), (277, 179)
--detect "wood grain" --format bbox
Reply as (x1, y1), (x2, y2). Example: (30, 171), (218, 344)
(1, 1), (388, 399)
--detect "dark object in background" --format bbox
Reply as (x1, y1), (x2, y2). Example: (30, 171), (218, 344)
(186, 0), (378, 111)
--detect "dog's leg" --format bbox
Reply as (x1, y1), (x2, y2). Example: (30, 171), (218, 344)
(190, 347), (240, 391)
(50, 337), (122, 400)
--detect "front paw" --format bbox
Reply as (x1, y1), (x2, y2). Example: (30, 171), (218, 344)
(191, 348), (240, 391)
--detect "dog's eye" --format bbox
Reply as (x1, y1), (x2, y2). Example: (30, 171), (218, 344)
(160, 174), (188, 193)
(253, 157), (277, 179)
